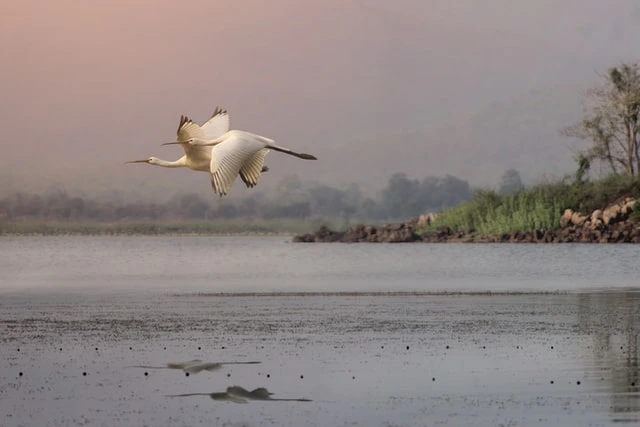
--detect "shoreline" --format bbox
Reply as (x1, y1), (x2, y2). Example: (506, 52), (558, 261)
(294, 196), (640, 243)
(292, 219), (640, 243)
(0, 231), (293, 237)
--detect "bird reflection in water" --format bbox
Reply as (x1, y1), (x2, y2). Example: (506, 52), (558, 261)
(128, 359), (261, 374)
(168, 386), (312, 403)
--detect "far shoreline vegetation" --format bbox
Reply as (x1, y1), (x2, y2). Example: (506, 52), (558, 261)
(0, 218), (339, 236)
(0, 172), (473, 236)
(4, 61), (640, 240)
(294, 62), (640, 243)
(3, 172), (639, 238)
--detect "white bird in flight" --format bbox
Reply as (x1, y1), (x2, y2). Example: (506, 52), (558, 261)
(125, 107), (271, 192)
(162, 126), (317, 197)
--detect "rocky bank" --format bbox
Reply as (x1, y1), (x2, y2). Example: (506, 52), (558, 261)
(293, 197), (640, 243)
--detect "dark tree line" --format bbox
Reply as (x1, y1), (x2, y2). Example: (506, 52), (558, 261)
(0, 171), (521, 222)
(372, 173), (473, 219)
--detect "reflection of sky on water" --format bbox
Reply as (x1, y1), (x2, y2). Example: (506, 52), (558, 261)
(2, 237), (640, 295)
(2, 237), (640, 425)
(577, 292), (640, 424)
(2, 291), (640, 425)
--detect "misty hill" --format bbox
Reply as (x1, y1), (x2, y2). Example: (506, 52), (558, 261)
(307, 83), (587, 195)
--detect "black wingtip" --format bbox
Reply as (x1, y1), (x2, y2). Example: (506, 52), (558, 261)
(210, 106), (228, 119)
(177, 115), (191, 133)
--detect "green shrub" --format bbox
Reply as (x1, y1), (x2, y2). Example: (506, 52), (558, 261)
(423, 174), (640, 235)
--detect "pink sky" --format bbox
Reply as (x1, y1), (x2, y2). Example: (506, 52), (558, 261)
(1, 0), (639, 200)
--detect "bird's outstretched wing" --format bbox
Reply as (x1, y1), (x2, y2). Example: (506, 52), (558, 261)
(239, 149), (269, 188)
(209, 133), (265, 196)
(175, 115), (210, 159)
(176, 115), (206, 141)
(201, 107), (230, 140)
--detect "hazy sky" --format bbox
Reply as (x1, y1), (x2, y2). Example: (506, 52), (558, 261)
(2, 0), (639, 200)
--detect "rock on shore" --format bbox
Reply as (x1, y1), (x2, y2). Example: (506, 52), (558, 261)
(293, 197), (640, 243)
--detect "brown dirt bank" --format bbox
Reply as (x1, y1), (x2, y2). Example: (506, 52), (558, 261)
(293, 217), (640, 243)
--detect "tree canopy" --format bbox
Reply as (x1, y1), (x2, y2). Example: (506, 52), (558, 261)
(0, 172), (477, 222)
(498, 169), (524, 196)
(563, 62), (640, 177)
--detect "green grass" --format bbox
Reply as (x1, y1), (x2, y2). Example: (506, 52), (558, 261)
(567, 174), (640, 214)
(426, 188), (564, 235)
(425, 174), (640, 235)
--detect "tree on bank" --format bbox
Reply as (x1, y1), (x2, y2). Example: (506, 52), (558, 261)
(498, 168), (524, 196)
(562, 62), (640, 177)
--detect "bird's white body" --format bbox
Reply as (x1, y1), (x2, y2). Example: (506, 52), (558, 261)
(184, 130), (316, 196)
(176, 111), (273, 189)
(172, 108), (231, 172)
(207, 130), (278, 196)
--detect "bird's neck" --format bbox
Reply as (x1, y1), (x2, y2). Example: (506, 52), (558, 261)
(155, 158), (186, 168)
(190, 136), (224, 147)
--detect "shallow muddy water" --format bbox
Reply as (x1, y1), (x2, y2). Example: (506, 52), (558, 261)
(1, 237), (639, 426)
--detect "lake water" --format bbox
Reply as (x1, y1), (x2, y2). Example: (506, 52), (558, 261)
(1, 236), (640, 426)
(2, 236), (640, 294)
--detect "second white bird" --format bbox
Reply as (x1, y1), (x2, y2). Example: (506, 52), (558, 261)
(162, 128), (317, 197)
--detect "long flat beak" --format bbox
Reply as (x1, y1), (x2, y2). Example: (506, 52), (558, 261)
(124, 159), (149, 164)
(161, 141), (182, 146)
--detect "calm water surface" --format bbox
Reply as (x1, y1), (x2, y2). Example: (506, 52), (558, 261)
(1, 236), (640, 294)
(1, 236), (640, 426)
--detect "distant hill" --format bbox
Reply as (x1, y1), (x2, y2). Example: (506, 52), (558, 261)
(312, 83), (588, 194)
